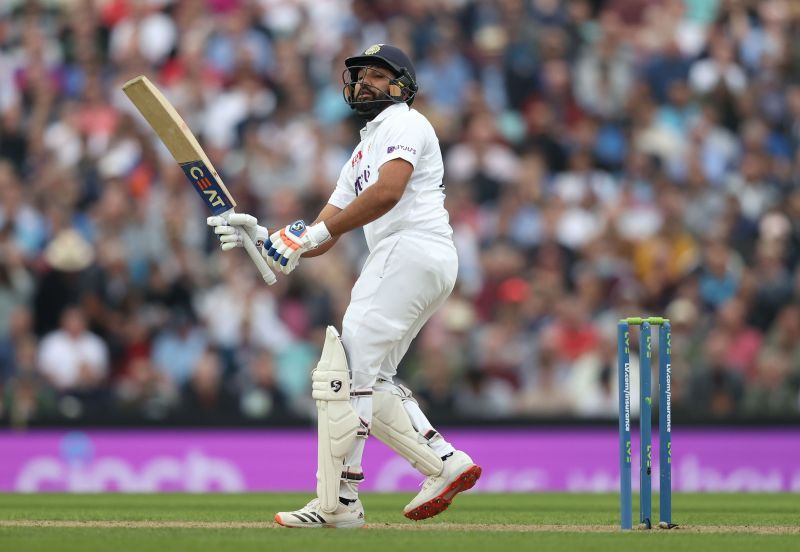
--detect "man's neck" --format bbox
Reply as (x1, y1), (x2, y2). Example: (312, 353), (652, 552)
(362, 102), (408, 126)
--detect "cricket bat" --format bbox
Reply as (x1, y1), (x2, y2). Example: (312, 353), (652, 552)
(122, 75), (277, 285)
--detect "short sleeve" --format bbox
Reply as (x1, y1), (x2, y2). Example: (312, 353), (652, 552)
(328, 160), (357, 209)
(375, 114), (427, 169)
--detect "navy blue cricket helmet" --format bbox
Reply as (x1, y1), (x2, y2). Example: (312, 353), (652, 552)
(342, 44), (419, 108)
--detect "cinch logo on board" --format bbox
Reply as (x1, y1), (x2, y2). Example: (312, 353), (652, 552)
(181, 160), (231, 215)
(13, 432), (245, 492)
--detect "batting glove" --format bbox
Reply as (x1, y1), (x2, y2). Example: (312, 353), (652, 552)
(207, 213), (269, 252)
(265, 220), (331, 275)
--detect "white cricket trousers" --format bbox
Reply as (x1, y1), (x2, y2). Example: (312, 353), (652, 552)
(336, 230), (458, 499)
(342, 230), (458, 391)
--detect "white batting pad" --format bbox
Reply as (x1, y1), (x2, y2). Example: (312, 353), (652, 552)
(312, 326), (361, 513)
(371, 385), (443, 477)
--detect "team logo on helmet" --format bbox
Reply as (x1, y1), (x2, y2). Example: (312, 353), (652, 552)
(364, 44), (382, 55)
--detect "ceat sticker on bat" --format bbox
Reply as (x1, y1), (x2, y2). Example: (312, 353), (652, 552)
(180, 160), (233, 216)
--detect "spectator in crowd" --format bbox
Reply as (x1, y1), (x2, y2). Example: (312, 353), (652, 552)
(715, 297), (762, 381)
(37, 305), (109, 417)
(689, 329), (745, 418)
(237, 349), (288, 419)
(743, 350), (796, 417)
(181, 349), (237, 417)
(689, 34), (747, 96)
(0, 306), (34, 383)
(2, 333), (55, 426)
(115, 349), (178, 420)
(0, 0), (799, 425)
(197, 255), (294, 377)
(515, 323), (575, 416)
(569, 332), (619, 418)
(151, 307), (207, 387)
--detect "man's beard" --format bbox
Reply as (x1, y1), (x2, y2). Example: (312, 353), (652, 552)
(353, 88), (394, 120)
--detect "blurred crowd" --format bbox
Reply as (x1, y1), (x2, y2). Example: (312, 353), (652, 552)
(2, 0), (800, 427)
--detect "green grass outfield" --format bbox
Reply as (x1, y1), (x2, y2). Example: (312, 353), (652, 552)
(0, 493), (798, 552)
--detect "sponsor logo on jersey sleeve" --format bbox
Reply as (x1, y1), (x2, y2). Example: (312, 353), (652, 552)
(387, 145), (417, 155)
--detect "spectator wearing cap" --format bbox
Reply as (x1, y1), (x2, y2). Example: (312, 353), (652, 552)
(33, 229), (96, 336)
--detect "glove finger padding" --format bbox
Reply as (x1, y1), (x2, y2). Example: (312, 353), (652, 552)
(274, 241), (290, 261)
(219, 233), (242, 244)
(263, 251), (280, 269)
(266, 231), (281, 259)
(279, 254), (300, 274)
(226, 213), (258, 227)
(214, 225), (238, 235)
(268, 247), (300, 273)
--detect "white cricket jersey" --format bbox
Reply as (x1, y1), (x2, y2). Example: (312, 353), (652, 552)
(328, 103), (452, 252)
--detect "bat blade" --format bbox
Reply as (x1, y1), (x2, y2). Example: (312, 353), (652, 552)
(122, 75), (276, 285)
(122, 76), (235, 216)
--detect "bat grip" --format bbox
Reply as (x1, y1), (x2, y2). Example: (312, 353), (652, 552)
(219, 209), (276, 285)
(241, 232), (277, 285)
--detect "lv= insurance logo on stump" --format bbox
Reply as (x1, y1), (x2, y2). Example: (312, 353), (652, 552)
(617, 317), (678, 531)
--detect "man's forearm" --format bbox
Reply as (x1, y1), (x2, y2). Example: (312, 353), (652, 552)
(323, 182), (402, 237)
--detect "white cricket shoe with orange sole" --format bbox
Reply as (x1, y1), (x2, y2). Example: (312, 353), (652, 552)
(403, 451), (482, 521)
(275, 498), (365, 528)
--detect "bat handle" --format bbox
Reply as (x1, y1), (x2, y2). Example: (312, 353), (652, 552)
(219, 209), (276, 285)
(241, 232), (277, 285)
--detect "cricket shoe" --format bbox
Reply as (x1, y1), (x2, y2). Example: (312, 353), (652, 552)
(275, 498), (365, 529)
(404, 451), (482, 521)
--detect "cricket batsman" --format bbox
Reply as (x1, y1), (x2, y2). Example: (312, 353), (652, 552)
(207, 44), (481, 528)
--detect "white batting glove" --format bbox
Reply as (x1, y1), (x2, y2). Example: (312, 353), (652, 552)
(207, 213), (269, 252)
(265, 220), (331, 275)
